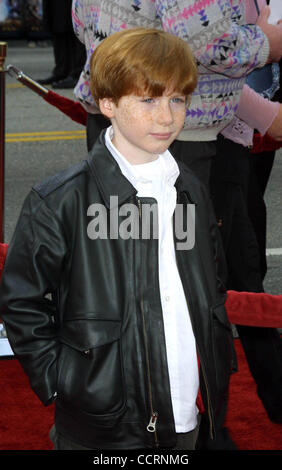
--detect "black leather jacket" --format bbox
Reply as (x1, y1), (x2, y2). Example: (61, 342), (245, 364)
(0, 133), (234, 449)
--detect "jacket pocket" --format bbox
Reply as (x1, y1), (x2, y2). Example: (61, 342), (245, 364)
(57, 318), (125, 417)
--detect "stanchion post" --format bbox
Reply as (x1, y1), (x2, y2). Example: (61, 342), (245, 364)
(0, 42), (7, 243)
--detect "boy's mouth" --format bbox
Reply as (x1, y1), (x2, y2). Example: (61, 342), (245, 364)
(150, 132), (173, 140)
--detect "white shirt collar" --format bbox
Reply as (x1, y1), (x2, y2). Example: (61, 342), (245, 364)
(104, 126), (179, 189)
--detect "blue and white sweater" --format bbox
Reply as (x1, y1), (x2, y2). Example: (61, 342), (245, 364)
(72, 0), (269, 141)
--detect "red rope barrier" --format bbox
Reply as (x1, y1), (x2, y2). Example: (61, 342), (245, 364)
(43, 90), (87, 126)
(251, 132), (282, 154)
(226, 290), (282, 327)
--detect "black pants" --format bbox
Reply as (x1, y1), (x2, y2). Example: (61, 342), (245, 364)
(210, 137), (262, 292)
(170, 139), (216, 189)
(52, 31), (86, 81)
(210, 136), (282, 423)
(247, 149), (276, 280)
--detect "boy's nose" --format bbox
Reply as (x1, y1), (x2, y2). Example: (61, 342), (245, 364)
(156, 102), (174, 126)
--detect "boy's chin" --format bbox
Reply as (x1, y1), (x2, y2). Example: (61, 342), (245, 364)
(151, 141), (174, 155)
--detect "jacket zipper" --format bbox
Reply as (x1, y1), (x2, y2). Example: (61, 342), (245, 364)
(137, 197), (159, 446)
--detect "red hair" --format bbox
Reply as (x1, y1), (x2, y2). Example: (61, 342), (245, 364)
(90, 28), (197, 105)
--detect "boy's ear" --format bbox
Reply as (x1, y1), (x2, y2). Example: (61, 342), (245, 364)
(99, 98), (115, 119)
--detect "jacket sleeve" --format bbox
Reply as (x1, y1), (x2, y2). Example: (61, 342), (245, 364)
(205, 188), (228, 296)
(156, 0), (269, 78)
(0, 190), (68, 406)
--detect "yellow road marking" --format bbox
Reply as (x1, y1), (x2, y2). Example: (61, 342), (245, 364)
(7, 130), (85, 136)
(6, 83), (24, 89)
(6, 136), (86, 142)
(5, 130), (86, 142)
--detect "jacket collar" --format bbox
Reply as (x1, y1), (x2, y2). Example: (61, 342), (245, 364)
(87, 130), (197, 207)
(87, 130), (137, 209)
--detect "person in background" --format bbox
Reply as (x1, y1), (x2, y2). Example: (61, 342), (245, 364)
(247, 60), (282, 282)
(37, 0), (85, 89)
(212, 0), (282, 424)
(72, 0), (282, 162)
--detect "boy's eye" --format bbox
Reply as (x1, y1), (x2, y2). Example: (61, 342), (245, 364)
(141, 98), (155, 104)
(139, 96), (186, 105)
(170, 97), (185, 104)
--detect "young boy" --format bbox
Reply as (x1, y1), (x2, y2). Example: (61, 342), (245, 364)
(0, 28), (234, 450)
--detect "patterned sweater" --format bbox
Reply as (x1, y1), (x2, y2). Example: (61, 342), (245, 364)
(72, 0), (269, 141)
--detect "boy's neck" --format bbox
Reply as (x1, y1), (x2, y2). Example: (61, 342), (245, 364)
(111, 135), (159, 165)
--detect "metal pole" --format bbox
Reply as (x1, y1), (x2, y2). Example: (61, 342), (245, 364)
(0, 42), (7, 243)
(6, 64), (48, 96)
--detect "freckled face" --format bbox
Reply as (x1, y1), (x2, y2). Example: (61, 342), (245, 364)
(99, 92), (187, 164)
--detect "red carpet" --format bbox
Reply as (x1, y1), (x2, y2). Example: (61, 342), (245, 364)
(0, 339), (281, 450)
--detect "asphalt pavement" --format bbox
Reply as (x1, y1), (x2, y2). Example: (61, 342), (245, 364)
(2, 39), (282, 296)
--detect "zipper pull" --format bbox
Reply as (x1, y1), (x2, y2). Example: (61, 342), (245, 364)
(147, 412), (158, 432)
